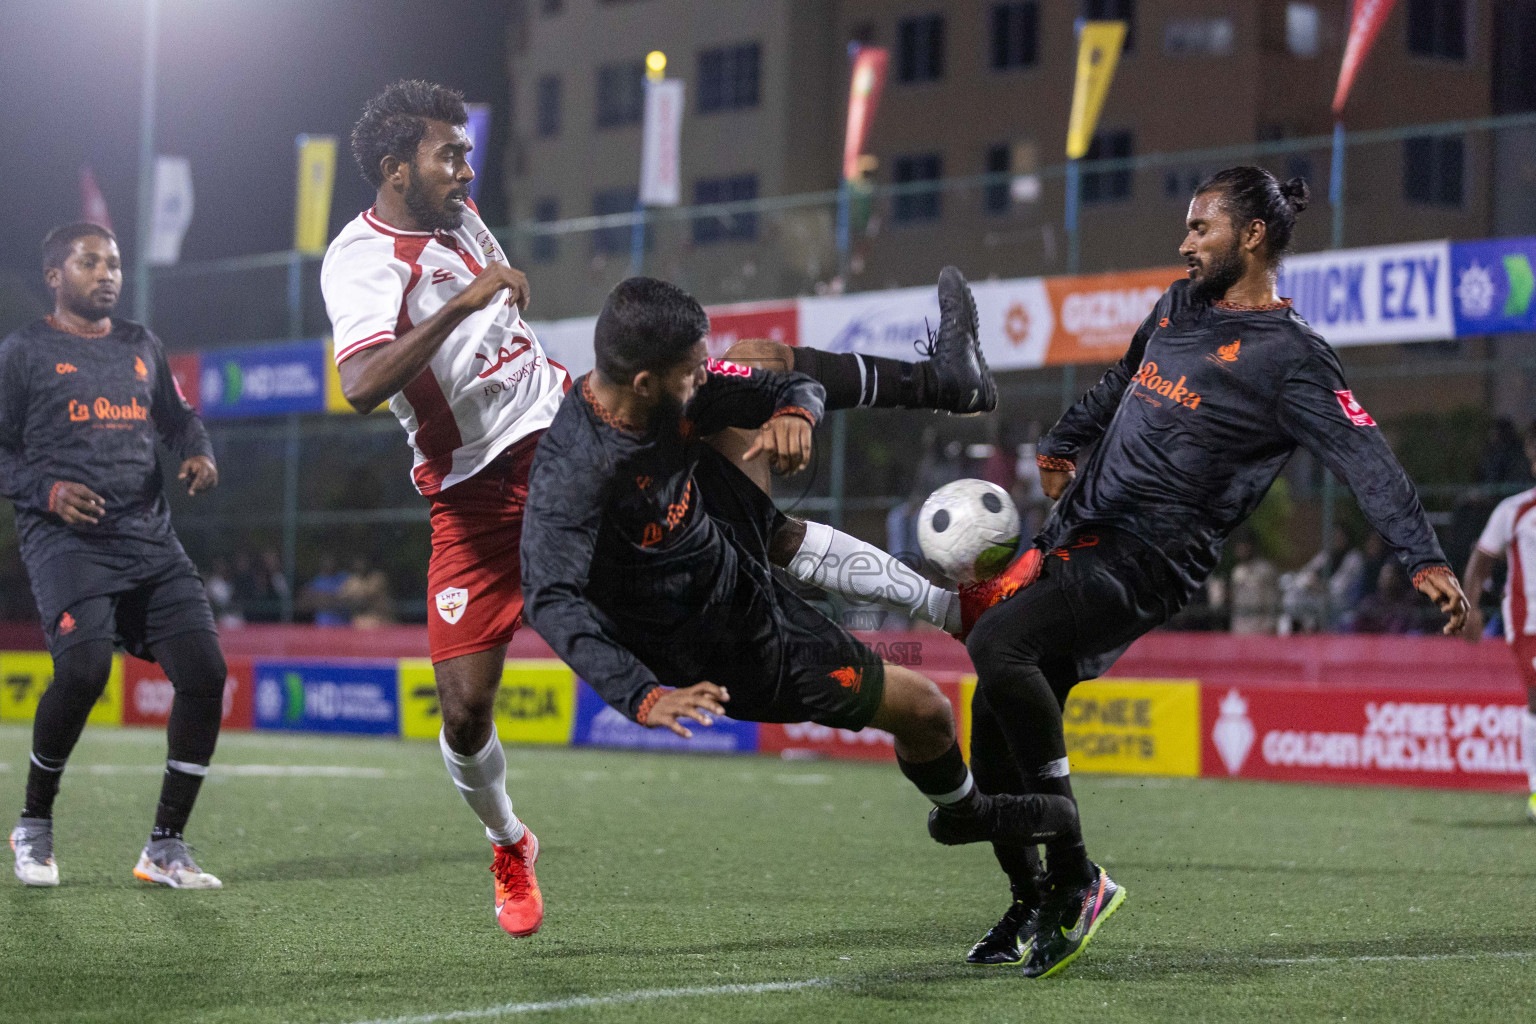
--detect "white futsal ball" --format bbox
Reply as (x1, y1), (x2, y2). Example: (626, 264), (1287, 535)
(918, 479), (1021, 585)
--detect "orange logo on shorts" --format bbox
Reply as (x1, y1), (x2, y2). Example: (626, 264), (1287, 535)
(829, 666), (862, 693)
(58, 612), (76, 635)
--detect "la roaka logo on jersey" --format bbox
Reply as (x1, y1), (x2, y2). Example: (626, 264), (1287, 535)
(435, 587), (468, 625)
(1334, 390), (1376, 427)
(69, 396), (149, 424)
(1130, 361), (1202, 410)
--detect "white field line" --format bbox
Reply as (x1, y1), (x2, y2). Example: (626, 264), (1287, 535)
(1257, 951), (1536, 965)
(333, 979), (831, 1024)
(0, 762), (391, 778)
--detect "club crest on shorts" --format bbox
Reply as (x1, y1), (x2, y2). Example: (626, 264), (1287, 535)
(435, 587), (469, 625)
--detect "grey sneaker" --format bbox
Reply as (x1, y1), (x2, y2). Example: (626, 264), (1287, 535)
(922, 265), (997, 415)
(11, 817), (59, 886)
(133, 836), (222, 890)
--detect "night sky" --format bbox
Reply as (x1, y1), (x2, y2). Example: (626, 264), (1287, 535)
(0, 0), (511, 284)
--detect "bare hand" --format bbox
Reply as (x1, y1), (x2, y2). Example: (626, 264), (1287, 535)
(453, 263), (530, 315)
(1463, 605), (1485, 643)
(743, 415), (812, 476)
(1415, 569), (1470, 637)
(642, 682), (729, 738)
(1040, 468), (1074, 500)
(50, 481), (105, 526)
(178, 455), (218, 495)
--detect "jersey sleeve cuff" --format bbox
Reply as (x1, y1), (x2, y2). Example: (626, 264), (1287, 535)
(334, 331), (394, 364)
(634, 685), (666, 726)
(1036, 454), (1076, 473)
(1411, 565), (1454, 589)
(770, 406), (817, 425)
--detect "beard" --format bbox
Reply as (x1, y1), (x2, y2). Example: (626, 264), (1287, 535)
(403, 172), (467, 231)
(1188, 236), (1245, 304)
(62, 287), (117, 321)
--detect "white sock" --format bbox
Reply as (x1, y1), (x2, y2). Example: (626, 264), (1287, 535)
(1523, 710), (1536, 793)
(439, 727), (526, 847)
(787, 521), (960, 633)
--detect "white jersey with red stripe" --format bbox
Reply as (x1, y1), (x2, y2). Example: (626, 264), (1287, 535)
(320, 202), (570, 495)
(1476, 485), (1536, 641)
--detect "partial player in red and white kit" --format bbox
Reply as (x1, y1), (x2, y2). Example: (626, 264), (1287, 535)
(1463, 425), (1536, 822)
(322, 81), (566, 935)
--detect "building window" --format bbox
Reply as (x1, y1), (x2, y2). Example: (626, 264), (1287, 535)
(698, 43), (761, 113)
(592, 187), (642, 254)
(893, 153), (943, 222)
(1163, 17), (1234, 56)
(1408, 0), (1466, 59)
(1082, 0), (1135, 52)
(1286, 3), (1320, 57)
(897, 15), (945, 83)
(1081, 130), (1133, 203)
(991, 3), (1039, 69)
(535, 76), (561, 139)
(1404, 135), (1464, 205)
(692, 175), (758, 243)
(596, 61), (644, 128)
(984, 145), (1011, 212)
(531, 198), (559, 262)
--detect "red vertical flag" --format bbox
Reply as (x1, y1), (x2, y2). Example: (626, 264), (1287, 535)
(1332, 0), (1401, 116)
(842, 47), (888, 181)
(79, 165), (112, 230)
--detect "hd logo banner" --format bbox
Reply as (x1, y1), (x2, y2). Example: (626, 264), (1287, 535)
(572, 680), (758, 754)
(398, 659), (576, 744)
(254, 659), (399, 734)
(1451, 236), (1536, 337)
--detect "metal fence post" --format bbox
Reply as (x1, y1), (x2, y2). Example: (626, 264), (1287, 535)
(1330, 121), (1346, 250)
(1065, 159), (1081, 274)
(287, 251), (303, 339)
(281, 414), (300, 622)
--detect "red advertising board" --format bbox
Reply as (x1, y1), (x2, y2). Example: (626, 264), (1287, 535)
(166, 352), (201, 411)
(122, 654), (255, 730)
(705, 301), (799, 358)
(758, 679), (960, 761)
(1201, 684), (1528, 792)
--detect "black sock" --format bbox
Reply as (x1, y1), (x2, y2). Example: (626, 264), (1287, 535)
(21, 753), (66, 820)
(895, 740), (974, 806)
(793, 348), (937, 410)
(152, 764), (206, 839)
(1033, 774), (1093, 889)
(994, 842), (1043, 904)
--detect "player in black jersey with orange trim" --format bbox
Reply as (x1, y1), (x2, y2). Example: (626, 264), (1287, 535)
(1, 223), (229, 889)
(945, 168), (1470, 978)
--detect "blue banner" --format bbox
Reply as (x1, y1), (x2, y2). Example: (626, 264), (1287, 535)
(464, 103), (492, 202)
(199, 339), (328, 419)
(254, 660), (399, 734)
(571, 681), (758, 754)
(1451, 236), (1536, 337)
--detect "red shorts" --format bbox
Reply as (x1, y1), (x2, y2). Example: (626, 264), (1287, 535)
(1511, 635), (1536, 692)
(426, 432), (542, 664)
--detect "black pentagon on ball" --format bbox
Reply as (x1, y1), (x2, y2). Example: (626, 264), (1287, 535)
(981, 492), (1003, 513)
(931, 508), (950, 532)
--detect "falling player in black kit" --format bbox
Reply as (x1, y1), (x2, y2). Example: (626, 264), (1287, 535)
(945, 168), (1471, 978)
(1, 224), (229, 889)
(522, 277), (1074, 860)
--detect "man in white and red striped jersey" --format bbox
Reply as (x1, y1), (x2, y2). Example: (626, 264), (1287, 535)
(1464, 424), (1536, 822)
(322, 80), (568, 936)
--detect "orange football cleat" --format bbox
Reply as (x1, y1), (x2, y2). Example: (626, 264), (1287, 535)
(491, 830), (543, 937)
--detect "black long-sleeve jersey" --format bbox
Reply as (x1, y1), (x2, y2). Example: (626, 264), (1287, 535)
(521, 361), (825, 721)
(1036, 279), (1447, 602)
(0, 317), (213, 566)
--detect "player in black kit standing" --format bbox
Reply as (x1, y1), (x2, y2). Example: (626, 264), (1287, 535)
(944, 168), (1471, 978)
(1, 223), (228, 889)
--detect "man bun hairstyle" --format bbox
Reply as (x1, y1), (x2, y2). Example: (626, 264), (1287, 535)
(350, 79), (469, 189)
(1195, 166), (1310, 264)
(593, 277), (711, 382)
(42, 222), (117, 272)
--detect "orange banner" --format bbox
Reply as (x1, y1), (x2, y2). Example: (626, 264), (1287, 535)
(1042, 266), (1183, 366)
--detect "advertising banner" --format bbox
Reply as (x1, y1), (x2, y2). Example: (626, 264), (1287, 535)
(166, 352), (201, 411)
(147, 155), (194, 266)
(199, 339), (328, 419)
(1202, 686), (1528, 791)
(1040, 267), (1183, 366)
(706, 301), (799, 357)
(0, 651), (121, 726)
(1063, 679), (1201, 777)
(122, 655), (253, 730)
(639, 79), (686, 207)
(798, 283), (937, 362)
(842, 47), (889, 181)
(1332, 0), (1400, 116)
(759, 679), (962, 761)
(398, 659), (576, 744)
(254, 659), (399, 734)
(1451, 236), (1536, 337)
(1066, 22), (1128, 159)
(572, 681), (758, 754)
(293, 135), (338, 256)
(463, 105), (492, 203)
(1278, 240), (1453, 347)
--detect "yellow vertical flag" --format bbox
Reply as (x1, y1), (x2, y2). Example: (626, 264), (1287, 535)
(1065, 22), (1127, 159)
(293, 134), (338, 255)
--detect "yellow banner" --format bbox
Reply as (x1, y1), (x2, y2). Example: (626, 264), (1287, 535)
(0, 651), (123, 726)
(1064, 679), (1200, 776)
(294, 135), (338, 255)
(399, 659), (576, 744)
(1066, 22), (1127, 160)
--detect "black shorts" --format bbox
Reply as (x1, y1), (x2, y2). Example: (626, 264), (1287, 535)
(26, 540), (215, 660)
(692, 444), (787, 563)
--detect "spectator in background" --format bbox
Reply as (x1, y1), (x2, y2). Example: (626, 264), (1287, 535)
(1353, 562), (1431, 634)
(1477, 418), (1534, 486)
(339, 557), (395, 628)
(298, 554), (351, 627)
(234, 549), (291, 622)
(203, 557), (243, 629)
(1281, 525), (1363, 632)
(1227, 535), (1281, 635)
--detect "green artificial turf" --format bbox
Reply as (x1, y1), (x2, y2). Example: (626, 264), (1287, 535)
(1, 724), (1533, 1024)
